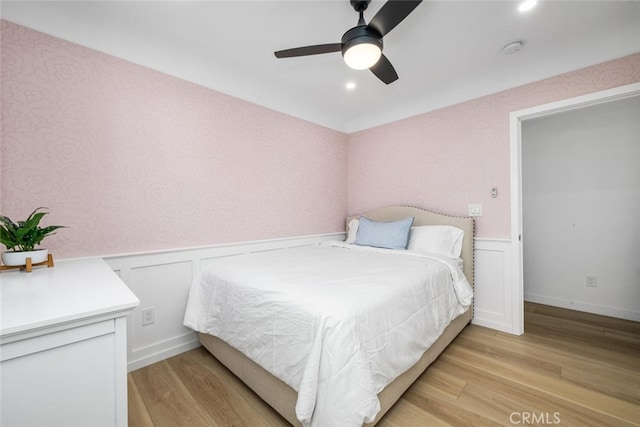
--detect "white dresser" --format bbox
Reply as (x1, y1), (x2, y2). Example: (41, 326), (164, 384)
(0, 258), (139, 427)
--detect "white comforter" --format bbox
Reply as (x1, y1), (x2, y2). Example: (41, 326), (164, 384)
(183, 241), (473, 427)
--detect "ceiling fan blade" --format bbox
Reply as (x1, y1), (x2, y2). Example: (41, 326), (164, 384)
(274, 43), (342, 59)
(370, 54), (398, 84)
(367, 0), (423, 37)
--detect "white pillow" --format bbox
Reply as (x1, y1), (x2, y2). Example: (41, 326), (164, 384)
(345, 218), (359, 244)
(407, 225), (464, 258)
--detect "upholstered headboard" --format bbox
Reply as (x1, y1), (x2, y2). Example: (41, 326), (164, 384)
(347, 206), (475, 289)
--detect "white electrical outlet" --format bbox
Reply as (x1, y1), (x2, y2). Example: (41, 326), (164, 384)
(141, 307), (155, 326)
(586, 275), (597, 288)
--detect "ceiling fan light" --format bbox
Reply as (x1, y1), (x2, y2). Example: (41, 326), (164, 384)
(343, 42), (382, 70)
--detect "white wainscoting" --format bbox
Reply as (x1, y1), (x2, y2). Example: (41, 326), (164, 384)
(106, 234), (517, 371)
(471, 238), (517, 334)
(105, 233), (344, 371)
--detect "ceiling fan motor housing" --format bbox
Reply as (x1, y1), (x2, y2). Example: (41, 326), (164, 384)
(341, 26), (383, 57)
(350, 0), (371, 12)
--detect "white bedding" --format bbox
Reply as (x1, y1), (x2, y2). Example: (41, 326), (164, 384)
(183, 241), (473, 427)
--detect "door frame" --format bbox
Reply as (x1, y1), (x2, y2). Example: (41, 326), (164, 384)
(509, 82), (640, 335)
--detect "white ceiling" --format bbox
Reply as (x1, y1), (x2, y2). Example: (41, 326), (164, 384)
(2, 1), (639, 133)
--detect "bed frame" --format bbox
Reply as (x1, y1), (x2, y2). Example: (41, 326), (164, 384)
(198, 206), (474, 426)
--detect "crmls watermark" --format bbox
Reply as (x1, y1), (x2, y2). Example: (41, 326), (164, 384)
(510, 411), (561, 425)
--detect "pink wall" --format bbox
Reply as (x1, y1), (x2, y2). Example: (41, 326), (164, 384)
(0, 21), (348, 258)
(3, 19), (639, 258)
(348, 53), (640, 238)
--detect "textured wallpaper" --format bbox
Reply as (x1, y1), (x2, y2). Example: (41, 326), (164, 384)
(2, 19), (639, 256)
(348, 53), (640, 238)
(0, 20), (348, 258)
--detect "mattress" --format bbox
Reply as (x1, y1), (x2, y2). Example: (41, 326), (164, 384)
(184, 240), (473, 427)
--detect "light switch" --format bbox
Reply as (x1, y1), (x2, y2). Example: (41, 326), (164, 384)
(469, 204), (482, 217)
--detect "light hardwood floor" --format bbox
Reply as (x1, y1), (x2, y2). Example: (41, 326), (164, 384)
(128, 303), (640, 426)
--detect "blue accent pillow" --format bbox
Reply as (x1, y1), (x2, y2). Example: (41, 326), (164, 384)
(355, 216), (415, 250)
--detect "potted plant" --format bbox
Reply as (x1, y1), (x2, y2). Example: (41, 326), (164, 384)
(0, 207), (66, 267)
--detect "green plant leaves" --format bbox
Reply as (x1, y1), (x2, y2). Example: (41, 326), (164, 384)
(0, 208), (66, 251)
(0, 215), (20, 250)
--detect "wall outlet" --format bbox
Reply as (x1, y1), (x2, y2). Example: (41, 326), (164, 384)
(142, 307), (155, 326)
(586, 275), (597, 288)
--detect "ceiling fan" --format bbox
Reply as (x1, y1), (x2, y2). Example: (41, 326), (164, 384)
(274, 0), (423, 84)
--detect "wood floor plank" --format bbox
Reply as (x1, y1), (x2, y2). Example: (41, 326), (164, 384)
(527, 303), (640, 334)
(434, 355), (627, 427)
(131, 360), (218, 427)
(503, 324), (640, 371)
(403, 384), (504, 427)
(442, 346), (639, 424)
(526, 311), (640, 353)
(561, 364), (640, 405)
(604, 327), (640, 347)
(127, 374), (154, 427)
(409, 363), (467, 402)
(168, 347), (289, 427)
(455, 327), (563, 379)
(457, 382), (618, 427)
(129, 303), (640, 426)
(464, 328), (640, 405)
(376, 398), (455, 427)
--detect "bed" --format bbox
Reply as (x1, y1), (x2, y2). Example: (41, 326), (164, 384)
(183, 206), (474, 427)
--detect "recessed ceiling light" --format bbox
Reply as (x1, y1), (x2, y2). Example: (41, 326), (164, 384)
(518, 0), (538, 12)
(345, 81), (356, 90)
(503, 41), (524, 55)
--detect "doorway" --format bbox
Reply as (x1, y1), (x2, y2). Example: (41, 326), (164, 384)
(509, 82), (640, 334)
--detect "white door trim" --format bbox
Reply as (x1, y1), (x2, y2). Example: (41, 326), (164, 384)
(509, 82), (640, 335)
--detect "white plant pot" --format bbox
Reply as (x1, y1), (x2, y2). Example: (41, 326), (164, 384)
(1, 249), (48, 266)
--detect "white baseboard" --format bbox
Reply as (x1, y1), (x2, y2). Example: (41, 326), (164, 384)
(525, 293), (640, 322)
(127, 334), (201, 372)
